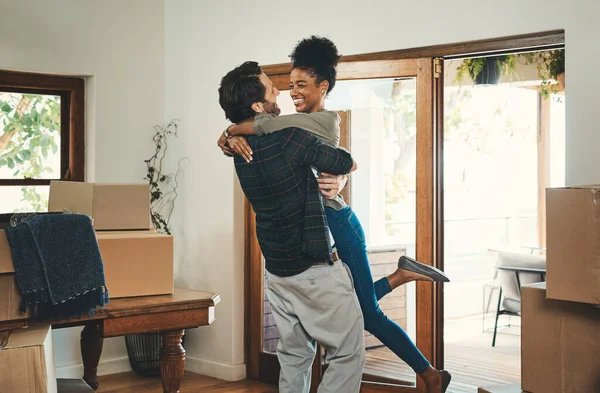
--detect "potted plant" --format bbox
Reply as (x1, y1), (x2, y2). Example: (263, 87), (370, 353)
(125, 120), (188, 377)
(455, 55), (518, 85)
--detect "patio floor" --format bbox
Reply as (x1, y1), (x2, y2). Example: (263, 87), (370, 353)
(364, 314), (521, 393)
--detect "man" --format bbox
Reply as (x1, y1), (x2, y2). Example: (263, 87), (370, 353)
(218, 61), (365, 393)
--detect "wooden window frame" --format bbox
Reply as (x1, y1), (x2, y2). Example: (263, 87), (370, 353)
(0, 70), (85, 227)
(261, 30), (564, 82)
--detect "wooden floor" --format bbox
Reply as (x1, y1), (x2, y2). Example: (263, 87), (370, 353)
(97, 372), (276, 393)
(364, 330), (521, 393)
(96, 329), (519, 393)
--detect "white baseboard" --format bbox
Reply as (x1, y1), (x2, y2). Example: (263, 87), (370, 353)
(55, 356), (132, 379)
(185, 356), (246, 381)
(55, 355), (245, 382)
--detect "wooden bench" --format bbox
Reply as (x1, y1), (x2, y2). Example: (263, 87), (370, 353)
(0, 288), (220, 393)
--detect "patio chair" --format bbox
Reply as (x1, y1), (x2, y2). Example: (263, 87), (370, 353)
(482, 247), (546, 326)
(492, 250), (546, 347)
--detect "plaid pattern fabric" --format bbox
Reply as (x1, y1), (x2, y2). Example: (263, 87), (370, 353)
(235, 127), (354, 277)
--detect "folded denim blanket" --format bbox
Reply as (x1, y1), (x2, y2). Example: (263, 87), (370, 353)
(5, 213), (109, 319)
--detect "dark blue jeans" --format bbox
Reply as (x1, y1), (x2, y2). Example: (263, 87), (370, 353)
(325, 205), (431, 374)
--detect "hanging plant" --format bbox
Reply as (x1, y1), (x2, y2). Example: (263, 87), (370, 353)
(143, 120), (188, 235)
(455, 55), (518, 85)
(519, 49), (565, 98)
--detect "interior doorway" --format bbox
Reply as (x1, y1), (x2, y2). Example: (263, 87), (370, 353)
(247, 58), (441, 393)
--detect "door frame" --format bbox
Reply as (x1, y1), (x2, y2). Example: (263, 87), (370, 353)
(245, 29), (565, 390)
(247, 57), (439, 392)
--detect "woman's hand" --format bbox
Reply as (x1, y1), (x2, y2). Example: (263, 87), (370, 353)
(217, 132), (235, 157)
(317, 173), (348, 199)
(227, 136), (253, 163)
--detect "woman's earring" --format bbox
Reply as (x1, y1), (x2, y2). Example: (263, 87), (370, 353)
(321, 90), (325, 94)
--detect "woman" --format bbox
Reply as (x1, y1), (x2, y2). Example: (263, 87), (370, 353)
(220, 36), (451, 393)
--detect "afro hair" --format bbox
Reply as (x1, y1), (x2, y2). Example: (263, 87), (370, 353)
(290, 35), (341, 93)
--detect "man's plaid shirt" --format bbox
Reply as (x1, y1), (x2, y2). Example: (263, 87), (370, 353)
(234, 127), (354, 277)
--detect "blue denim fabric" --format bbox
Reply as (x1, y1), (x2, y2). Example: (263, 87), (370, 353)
(326, 206), (431, 374)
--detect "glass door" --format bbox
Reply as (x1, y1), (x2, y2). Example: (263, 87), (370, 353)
(246, 58), (443, 393)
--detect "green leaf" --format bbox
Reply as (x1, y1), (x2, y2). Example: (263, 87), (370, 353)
(41, 135), (50, 147)
(22, 116), (33, 127)
(1, 103), (11, 113)
(0, 158), (6, 167)
(14, 155), (23, 164)
(51, 143), (58, 154)
(150, 190), (162, 202)
(21, 150), (32, 160)
(42, 147), (48, 159)
(7, 157), (15, 169)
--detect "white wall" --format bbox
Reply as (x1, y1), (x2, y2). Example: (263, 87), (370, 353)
(165, 0), (599, 381)
(2, 0), (597, 383)
(1, 0), (165, 377)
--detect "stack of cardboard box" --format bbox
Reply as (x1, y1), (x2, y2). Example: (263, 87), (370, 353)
(479, 186), (600, 393)
(0, 325), (57, 393)
(520, 186), (600, 393)
(1, 180), (174, 310)
(0, 180), (174, 392)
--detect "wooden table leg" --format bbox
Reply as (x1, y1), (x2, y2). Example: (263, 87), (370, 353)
(81, 321), (104, 391)
(160, 329), (186, 393)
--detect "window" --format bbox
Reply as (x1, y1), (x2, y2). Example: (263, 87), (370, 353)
(0, 70), (84, 227)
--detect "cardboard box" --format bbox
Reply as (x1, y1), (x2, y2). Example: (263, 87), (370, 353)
(0, 229), (173, 311)
(521, 283), (600, 393)
(48, 181), (151, 230)
(478, 384), (524, 393)
(96, 230), (173, 298)
(0, 228), (11, 272)
(0, 274), (29, 321)
(0, 230), (28, 321)
(546, 186), (600, 305)
(0, 325), (57, 393)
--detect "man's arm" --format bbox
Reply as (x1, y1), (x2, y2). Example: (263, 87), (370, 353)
(283, 128), (356, 176)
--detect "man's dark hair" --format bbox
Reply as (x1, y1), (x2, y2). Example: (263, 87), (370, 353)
(290, 36), (341, 93)
(218, 61), (266, 123)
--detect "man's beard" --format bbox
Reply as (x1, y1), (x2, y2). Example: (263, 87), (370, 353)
(263, 101), (281, 116)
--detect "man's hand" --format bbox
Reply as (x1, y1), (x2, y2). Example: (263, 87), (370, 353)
(217, 132), (235, 157)
(227, 136), (253, 163)
(317, 173), (348, 199)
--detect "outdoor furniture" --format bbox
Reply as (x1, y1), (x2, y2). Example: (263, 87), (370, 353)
(482, 246), (546, 329)
(491, 251), (546, 346)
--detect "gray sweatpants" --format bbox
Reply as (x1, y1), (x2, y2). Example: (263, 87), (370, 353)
(265, 261), (366, 393)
